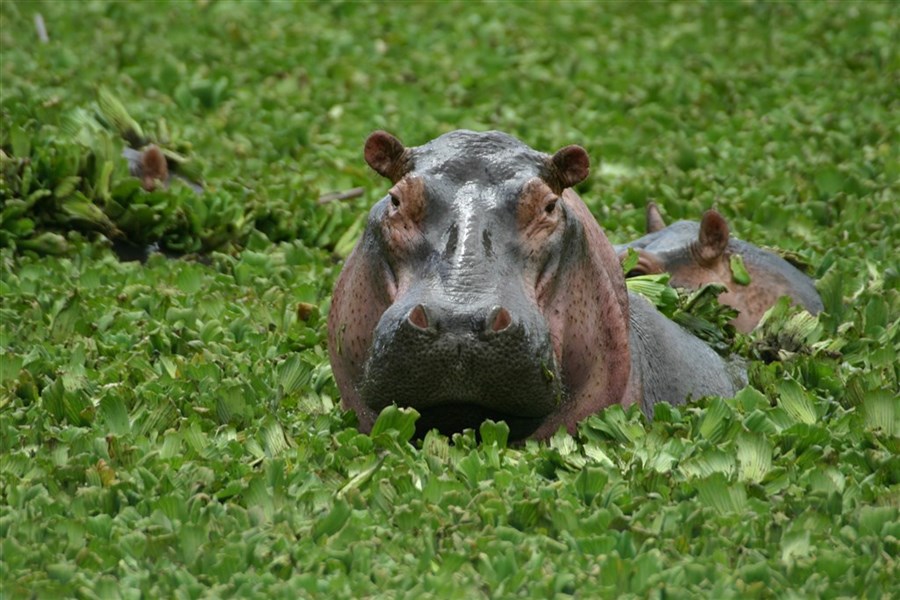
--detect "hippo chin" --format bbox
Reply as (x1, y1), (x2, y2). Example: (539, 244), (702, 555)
(614, 202), (824, 333)
(328, 130), (745, 441)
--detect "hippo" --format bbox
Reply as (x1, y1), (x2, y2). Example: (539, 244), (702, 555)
(122, 145), (204, 194)
(614, 202), (824, 333)
(110, 145), (205, 262)
(328, 130), (745, 441)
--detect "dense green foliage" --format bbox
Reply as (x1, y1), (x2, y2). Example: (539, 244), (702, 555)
(1, 1), (898, 598)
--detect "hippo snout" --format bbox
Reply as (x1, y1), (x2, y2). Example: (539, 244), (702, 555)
(359, 299), (563, 439)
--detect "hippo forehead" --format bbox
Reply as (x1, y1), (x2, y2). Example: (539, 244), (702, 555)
(409, 130), (548, 196)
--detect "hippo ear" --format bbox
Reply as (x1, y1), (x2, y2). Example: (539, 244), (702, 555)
(364, 131), (409, 182)
(646, 202), (666, 233)
(546, 145), (590, 192)
(697, 209), (730, 263)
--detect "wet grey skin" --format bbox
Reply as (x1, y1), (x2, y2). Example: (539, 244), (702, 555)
(328, 130), (746, 441)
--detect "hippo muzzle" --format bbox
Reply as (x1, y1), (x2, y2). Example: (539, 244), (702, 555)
(360, 294), (563, 439)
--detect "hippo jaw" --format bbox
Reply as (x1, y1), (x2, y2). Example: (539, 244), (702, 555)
(358, 294), (566, 440)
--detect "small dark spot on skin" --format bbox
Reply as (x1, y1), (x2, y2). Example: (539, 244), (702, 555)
(443, 224), (459, 259)
(482, 229), (493, 257)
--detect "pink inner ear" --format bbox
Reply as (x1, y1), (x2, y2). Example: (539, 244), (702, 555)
(699, 210), (729, 255)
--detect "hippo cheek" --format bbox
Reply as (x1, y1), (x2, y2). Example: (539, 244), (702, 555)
(358, 300), (565, 441)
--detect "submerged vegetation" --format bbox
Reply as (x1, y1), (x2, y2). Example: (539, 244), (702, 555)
(1, 2), (897, 597)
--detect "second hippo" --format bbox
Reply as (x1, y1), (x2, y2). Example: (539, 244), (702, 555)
(328, 130), (746, 441)
(615, 203), (823, 333)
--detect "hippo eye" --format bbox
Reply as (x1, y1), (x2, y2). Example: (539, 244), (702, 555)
(544, 200), (557, 214)
(390, 193), (400, 208)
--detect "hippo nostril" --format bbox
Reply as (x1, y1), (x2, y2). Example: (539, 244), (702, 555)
(487, 306), (512, 333)
(407, 304), (430, 330)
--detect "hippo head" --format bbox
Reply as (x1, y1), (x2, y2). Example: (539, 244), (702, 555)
(619, 202), (823, 332)
(329, 130), (632, 441)
(622, 203), (733, 282)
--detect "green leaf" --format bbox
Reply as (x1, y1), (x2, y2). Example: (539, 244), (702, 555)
(858, 506), (897, 536)
(179, 524), (206, 565)
(732, 386), (770, 413)
(574, 466), (608, 506)
(276, 354), (311, 396)
(0, 353), (23, 386)
(509, 499), (540, 530)
(175, 267), (203, 295)
(41, 376), (67, 423)
(589, 405), (645, 444)
(216, 385), (248, 425)
(816, 264), (845, 322)
(261, 417), (289, 456)
(312, 498), (351, 540)
(776, 379), (817, 424)
(456, 451), (488, 485)
(370, 405), (419, 443)
(672, 283), (737, 349)
(699, 397), (735, 442)
(337, 455), (385, 499)
(99, 394), (131, 435)
(582, 443), (615, 468)
(182, 421), (209, 453)
(16, 232), (70, 255)
(736, 432), (772, 483)
(158, 355), (178, 379)
(422, 430), (451, 464)
(862, 390), (897, 436)
(696, 473), (747, 515)
(94, 160), (114, 202)
(680, 448), (736, 479)
(621, 247), (639, 274)
(780, 529), (811, 565)
(97, 87), (144, 141)
(729, 253), (751, 286)
(479, 419), (509, 448)
(10, 125), (31, 158)
(53, 176), (81, 200)
(816, 549), (852, 580)
(244, 476), (274, 522)
(626, 273), (678, 315)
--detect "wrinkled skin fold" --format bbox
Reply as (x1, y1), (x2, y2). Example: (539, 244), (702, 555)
(328, 130), (745, 441)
